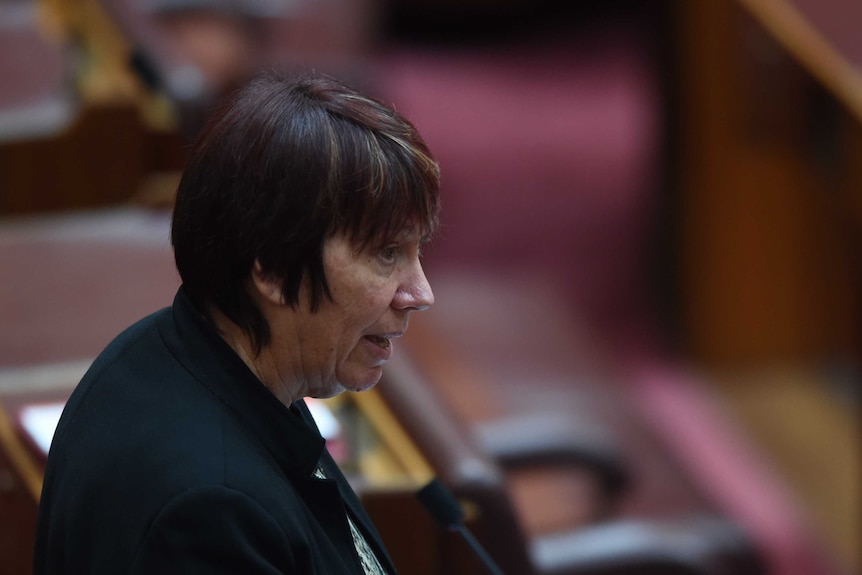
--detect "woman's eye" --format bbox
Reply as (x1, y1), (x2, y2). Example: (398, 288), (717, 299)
(379, 245), (399, 263)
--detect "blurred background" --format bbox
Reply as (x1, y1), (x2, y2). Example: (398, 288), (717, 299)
(0, 0), (859, 574)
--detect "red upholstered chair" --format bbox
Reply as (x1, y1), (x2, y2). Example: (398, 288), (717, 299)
(0, 0), (76, 144)
(0, 0), (80, 214)
(378, 342), (764, 575)
(95, 0), (379, 138)
(0, 209), (179, 368)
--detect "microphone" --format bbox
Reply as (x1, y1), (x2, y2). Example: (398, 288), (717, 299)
(416, 478), (506, 575)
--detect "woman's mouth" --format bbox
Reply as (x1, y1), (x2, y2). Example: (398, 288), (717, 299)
(366, 335), (391, 350)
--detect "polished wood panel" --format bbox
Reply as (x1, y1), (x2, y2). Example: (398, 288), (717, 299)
(675, 0), (861, 365)
(737, 0), (862, 122)
(0, 384), (69, 575)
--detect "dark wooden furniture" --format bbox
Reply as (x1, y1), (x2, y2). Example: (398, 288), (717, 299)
(0, 379), (74, 575)
(675, 0), (861, 366)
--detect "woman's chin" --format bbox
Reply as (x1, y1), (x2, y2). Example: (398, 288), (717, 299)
(341, 367), (384, 394)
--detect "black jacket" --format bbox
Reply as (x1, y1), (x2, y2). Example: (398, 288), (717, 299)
(34, 288), (395, 574)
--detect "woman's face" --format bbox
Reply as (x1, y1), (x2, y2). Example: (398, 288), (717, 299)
(265, 226), (434, 399)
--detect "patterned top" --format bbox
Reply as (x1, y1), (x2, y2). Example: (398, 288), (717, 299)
(313, 467), (387, 575)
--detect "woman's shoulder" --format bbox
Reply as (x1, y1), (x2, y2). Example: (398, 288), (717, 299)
(82, 307), (173, 383)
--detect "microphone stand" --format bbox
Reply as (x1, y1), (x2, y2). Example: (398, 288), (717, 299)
(416, 478), (506, 575)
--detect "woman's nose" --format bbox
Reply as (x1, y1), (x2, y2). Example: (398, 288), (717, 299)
(393, 262), (434, 312)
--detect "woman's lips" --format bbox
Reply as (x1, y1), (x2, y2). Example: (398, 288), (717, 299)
(366, 335), (391, 350)
(363, 333), (401, 362)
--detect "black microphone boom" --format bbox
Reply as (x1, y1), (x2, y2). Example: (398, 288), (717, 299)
(416, 478), (506, 575)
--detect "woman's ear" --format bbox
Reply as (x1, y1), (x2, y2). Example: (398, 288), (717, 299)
(251, 260), (285, 305)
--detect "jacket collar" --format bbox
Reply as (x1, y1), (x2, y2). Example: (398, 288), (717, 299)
(158, 287), (326, 481)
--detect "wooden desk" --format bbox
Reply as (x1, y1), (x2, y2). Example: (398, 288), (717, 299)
(0, 414), (39, 575)
(0, 364), (78, 575)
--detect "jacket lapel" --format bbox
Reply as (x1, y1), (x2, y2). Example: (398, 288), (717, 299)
(299, 473), (370, 573)
(295, 402), (397, 575)
(316, 448), (397, 575)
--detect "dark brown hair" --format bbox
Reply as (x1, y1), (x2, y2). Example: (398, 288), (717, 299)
(171, 70), (440, 350)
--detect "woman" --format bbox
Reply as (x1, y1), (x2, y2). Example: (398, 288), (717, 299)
(34, 71), (440, 575)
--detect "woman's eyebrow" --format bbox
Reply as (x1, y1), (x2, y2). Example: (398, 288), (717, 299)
(388, 224), (426, 242)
